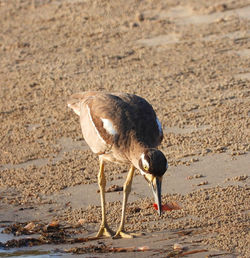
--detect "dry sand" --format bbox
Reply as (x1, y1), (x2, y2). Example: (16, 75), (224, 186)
(0, 0), (249, 257)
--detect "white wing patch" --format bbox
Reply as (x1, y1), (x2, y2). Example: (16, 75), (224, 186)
(156, 118), (163, 134)
(101, 118), (117, 135)
(86, 105), (106, 144)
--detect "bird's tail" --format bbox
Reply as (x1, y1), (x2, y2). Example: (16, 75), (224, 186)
(67, 91), (100, 116)
(67, 94), (82, 116)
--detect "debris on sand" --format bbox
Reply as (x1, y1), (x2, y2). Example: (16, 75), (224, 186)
(1, 238), (44, 248)
(106, 184), (123, 192)
(226, 175), (248, 182)
(187, 174), (204, 180)
(24, 222), (36, 231)
(173, 243), (184, 250)
(97, 184), (123, 193)
(196, 181), (209, 186)
(42, 220), (60, 232)
(3, 222), (37, 236)
(65, 244), (109, 254)
(0, 222), (101, 249)
(166, 248), (208, 257)
(65, 243), (150, 254)
(179, 249), (208, 256)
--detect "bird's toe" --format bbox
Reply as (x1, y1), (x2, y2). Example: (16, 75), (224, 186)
(113, 230), (134, 239)
(96, 224), (113, 238)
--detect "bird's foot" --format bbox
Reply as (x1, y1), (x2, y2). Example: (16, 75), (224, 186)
(113, 230), (134, 239)
(96, 224), (113, 238)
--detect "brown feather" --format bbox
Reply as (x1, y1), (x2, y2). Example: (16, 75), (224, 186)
(68, 91), (163, 163)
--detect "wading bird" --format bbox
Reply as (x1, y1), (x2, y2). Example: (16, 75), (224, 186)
(67, 91), (168, 238)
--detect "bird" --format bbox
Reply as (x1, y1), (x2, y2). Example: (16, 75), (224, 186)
(67, 91), (168, 239)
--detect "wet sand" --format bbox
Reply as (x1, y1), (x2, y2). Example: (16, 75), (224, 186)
(0, 0), (249, 257)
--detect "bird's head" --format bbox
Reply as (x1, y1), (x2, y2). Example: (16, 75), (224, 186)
(138, 149), (168, 216)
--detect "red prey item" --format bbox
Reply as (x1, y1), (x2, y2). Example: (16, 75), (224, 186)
(153, 202), (181, 211)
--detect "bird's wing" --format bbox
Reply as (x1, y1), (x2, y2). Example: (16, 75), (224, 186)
(114, 93), (163, 147)
(67, 92), (119, 154)
(68, 92), (163, 153)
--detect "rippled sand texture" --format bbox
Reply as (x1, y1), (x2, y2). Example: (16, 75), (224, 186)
(0, 0), (249, 257)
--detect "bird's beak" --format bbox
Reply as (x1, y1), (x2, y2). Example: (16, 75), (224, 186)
(144, 174), (162, 216)
(151, 176), (162, 216)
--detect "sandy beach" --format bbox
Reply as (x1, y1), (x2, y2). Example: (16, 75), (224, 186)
(0, 0), (249, 257)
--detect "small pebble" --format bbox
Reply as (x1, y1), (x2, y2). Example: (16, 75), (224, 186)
(173, 243), (183, 250)
(187, 174), (204, 180)
(137, 246), (149, 251)
(136, 13), (144, 22)
(197, 181), (208, 186)
(24, 222), (35, 231)
(77, 219), (85, 225)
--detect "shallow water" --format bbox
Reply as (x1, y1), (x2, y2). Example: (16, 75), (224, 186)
(0, 250), (51, 258)
(0, 229), (51, 257)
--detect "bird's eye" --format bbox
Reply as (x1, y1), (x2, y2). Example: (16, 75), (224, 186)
(143, 165), (149, 171)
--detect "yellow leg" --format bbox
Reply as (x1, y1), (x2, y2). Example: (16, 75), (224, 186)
(96, 158), (113, 237)
(113, 166), (135, 239)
